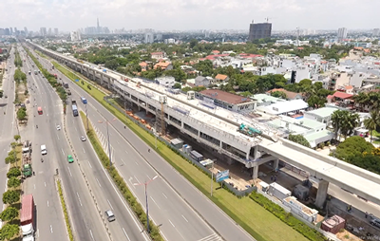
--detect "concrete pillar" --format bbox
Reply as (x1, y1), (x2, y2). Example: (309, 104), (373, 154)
(254, 146), (258, 159)
(315, 180), (329, 208)
(252, 166), (259, 179)
(273, 158), (279, 172)
(246, 151), (250, 161)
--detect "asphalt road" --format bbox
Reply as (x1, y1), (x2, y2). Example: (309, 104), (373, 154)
(20, 46), (110, 241)
(0, 47), (17, 214)
(37, 48), (255, 241)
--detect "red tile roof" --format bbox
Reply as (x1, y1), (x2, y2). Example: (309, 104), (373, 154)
(333, 91), (353, 99)
(327, 95), (333, 99)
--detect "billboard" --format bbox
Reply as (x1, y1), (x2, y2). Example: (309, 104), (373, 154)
(216, 170), (229, 182)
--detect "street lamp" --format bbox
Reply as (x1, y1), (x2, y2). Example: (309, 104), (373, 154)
(98, 118), (116, 167)
(133, 175), (158, 233)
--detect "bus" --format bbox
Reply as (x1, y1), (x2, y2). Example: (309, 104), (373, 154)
(37, 107), (43, 115)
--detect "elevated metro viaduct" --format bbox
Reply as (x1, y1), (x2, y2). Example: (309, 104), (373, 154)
(28, 41), (380, 209)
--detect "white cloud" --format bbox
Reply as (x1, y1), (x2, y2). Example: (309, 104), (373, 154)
(1, 0), (379, 31)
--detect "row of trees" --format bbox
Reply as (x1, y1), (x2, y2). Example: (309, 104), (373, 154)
(13, 68), (26, 85)
(14, 49), (22, 68)
(0, 136), (23, 240)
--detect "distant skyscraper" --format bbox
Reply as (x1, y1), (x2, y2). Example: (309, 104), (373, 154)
(40, 27), (47, 36)
(337, 27), (348, 42)
(54, 28), (58, 35)
(248, 22), (272, 41)
(10, 27), (13, 35)
(24, 27), (28, 34)
(145, 32), (154, 44)
(373, 28), (380, 36)
(97, 18), (100, 33)
(70, 31), (81, 42)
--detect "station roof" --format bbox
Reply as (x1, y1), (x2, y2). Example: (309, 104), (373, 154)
(199, 89), (253, 105)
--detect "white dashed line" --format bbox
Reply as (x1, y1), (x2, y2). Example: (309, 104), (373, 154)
(76, 192), (83, 206)
(67, 167), (72, 177)
(169, 219), (175, 228)
(182, 215), (188, 222)
(96, 178), (102, 187)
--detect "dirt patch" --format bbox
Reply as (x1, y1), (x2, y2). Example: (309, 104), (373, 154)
(336, 229), (363, 241)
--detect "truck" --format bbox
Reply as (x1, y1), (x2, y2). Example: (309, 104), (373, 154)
(20, 194), (35, 241)
(72, 100), (78, 117)
(22, 141), (33, 178)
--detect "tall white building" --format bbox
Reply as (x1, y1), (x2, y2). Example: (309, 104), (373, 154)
(145, 32), (154, 44)
(70, 31), (81, 42)
(337, 27), (348, 42)
(40, 27), (47, 36)
(374, 28), (380, 36)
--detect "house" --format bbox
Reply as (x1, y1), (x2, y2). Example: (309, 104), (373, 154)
(345, 85), (354, 94)
(211, 50), (220, 55)
(139, 62), (148, 71)
(214, 74), (229, 84)
(154, 61), (173, 70)
(151, 52), (165, 60)
(194, 76), (210, 87)
(155, 76), (175, 87)
(266, 88), (304, 100)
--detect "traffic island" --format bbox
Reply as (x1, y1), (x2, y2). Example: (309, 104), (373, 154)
(56, 179), (74, 241)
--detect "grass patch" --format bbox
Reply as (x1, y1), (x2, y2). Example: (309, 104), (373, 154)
(79, 111), (164, 241)
(52, 60), (311, 241)
(57, 180), (74, 241)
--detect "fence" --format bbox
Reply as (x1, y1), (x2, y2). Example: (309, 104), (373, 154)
(104, 96), (257, 197)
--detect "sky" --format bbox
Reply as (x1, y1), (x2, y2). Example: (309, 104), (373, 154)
(1, 0), (380, 32)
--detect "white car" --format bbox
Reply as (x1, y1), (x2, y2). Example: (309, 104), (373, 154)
(56, 125), (61, 131)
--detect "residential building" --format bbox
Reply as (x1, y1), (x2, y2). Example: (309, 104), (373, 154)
(139, 62), (148, 71)
(337, 27), (348, 42)
(54, 28), (59, 35)
(70, 31), (81, 42)
(196, 89), (256, 112)
(267, 88), (304, 100)
(155, 76), (175, 87)
(151, 52), (164, 60)
(256, 99), (308, 116)
(248, 22), (272, 41)
(145, 32), (154, 44)
(154, 61), (173, 70)
(194, 76), (210, 87)
(374, 28), (380, 36)
(303, 107), (339, 124)
(213, 74), (229, 84)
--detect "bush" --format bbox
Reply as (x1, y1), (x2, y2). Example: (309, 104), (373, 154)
(57, 180), (74, 241)
(7, 168), (21, 178)
(7, 177), (21, 188)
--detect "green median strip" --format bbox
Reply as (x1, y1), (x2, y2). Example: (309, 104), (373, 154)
(79, 111), (164, 241)
(51, 59), (316, 241)
(57, 179), (75, 241)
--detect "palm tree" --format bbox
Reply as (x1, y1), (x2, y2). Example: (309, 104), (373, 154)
(331, 110), (343, 141)
(340, 111), (360, 140)
(364, 111), (380, 142)
(353, 92), (369, 112)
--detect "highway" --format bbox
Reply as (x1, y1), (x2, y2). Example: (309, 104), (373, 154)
(26, 46), (149, 241)
(20, 46), (110, 241)
(31, 46), (255, 241)
(0, 47), (17, 214)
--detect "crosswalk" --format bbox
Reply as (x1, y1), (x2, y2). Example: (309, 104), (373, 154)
(197, 233), (224, 241)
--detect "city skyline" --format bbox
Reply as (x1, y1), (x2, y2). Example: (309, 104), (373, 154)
(1, 0), (380, 32)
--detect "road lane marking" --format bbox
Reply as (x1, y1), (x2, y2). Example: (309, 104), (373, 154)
(150, 196), (160, 209)
(50, 225), (53, 233)
(76, 192), (83, 206)
(162, 193), (167, 199)
(56, 134), (59, 140)
(67, 167), (72, 177)
(47, 201), (49, 207)
(146, 174), (150, 180)
(134, 175), (140, 184)
(44, 182), (46, 187)
(135, 161), (139, 166)
(61, 148), (65, 156)
(122, 228), (131, 241)
(125, 150), (128, 154)
(88, 161), (92, 168)
(107, 199), (114, 210)
(96, 178), (102, 187)
(169, 219), (175, 228)
(129, 177), (136, 189)
(89, 230), (95, 241)
(34, 184), (36, 190)
(182, 215), (188, 222)
(37, 229), (39, 237)
(117, 140), (120, 145)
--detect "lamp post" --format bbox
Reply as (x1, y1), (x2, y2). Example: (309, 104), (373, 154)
(133, 175), (158, 233)
(98, 118), (116, 166)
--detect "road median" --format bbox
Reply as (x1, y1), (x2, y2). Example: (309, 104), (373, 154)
(56, 179), (75, 241)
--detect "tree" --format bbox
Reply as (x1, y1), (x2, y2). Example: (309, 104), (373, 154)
(6, 168), (21, 178)
(104, 59), (119, 70)
(331, 110), (360, 140)
(7, 177), (20, 188)
(0, 223), (19, 240)
(288, 134), (311, 148)
(173, 83), (181, 89)
(189, 39), (198, 49)
(335, 136), (374, 161)
(271, 91), (287, 99)
(0, 207), (18, 222)
(16, 107), (27, 121)
(364, 111), (380, 143)
(2, 190), (20, 205)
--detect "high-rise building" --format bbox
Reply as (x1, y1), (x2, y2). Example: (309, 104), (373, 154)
(48, 28), (52, 36)
(97, 18), (100, 34)
(54, 28), (58, 35)
(337, 27), (348, 42)
(145, 32), (154, 44)
(373, 28), (380, 36)
(10, 27), (13, 35)
(70, 31), (81, 42)
(24, 27), (28, 34)
(248, 22), (272, 41)
(40, 27), (47, 36)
